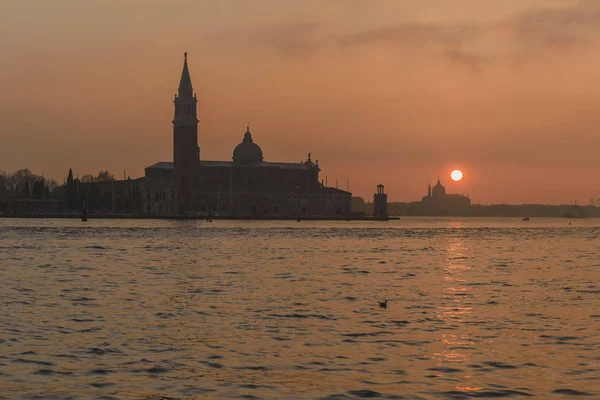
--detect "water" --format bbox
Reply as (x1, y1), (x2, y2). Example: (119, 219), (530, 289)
(0, 217), (598, 399)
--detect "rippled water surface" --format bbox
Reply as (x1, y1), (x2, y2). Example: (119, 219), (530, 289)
(1, 217), (599, 399)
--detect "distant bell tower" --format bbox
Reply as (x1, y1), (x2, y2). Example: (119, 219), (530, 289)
(173, 53), (199, 174)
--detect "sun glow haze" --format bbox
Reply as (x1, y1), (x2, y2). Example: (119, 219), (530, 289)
(451, 170), (463, 182)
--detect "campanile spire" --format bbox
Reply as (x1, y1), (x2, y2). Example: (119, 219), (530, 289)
(178, 52), (193, 97)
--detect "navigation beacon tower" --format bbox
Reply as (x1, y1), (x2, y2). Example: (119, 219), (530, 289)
(373, 184), (388, 219)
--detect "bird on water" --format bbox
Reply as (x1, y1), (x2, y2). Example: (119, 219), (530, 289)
(378, 300), (388, 309)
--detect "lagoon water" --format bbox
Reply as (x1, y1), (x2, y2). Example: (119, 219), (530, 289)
(0, 218), (599, 399)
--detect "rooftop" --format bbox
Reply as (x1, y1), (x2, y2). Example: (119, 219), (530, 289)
(145, 161), (317, 170)
(145, 162), (174, 170)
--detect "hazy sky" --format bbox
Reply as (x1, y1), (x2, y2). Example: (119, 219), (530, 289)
(2, 0), (600, 204)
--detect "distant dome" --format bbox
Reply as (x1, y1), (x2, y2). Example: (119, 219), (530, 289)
(233, 127), (263, 164)
(432, 179), (446, 197)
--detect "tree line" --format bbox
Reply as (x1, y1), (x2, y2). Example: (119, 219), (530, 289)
(0, 169), (58, 198)
(0, 169), (115, 198)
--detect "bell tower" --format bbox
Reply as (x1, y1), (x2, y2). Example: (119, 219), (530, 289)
(173, 53), (199, 211)
(173, 52), (199, 173)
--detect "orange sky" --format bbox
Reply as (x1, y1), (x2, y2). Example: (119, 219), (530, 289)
(1, 0), (600, 204)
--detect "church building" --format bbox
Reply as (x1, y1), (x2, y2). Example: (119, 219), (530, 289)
(420, 178), (471, 215)
(138, 53), (352, 217)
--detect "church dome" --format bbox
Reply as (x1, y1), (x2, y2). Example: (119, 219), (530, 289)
(233, 127), (263, 164)
(432, 178), (446, 197)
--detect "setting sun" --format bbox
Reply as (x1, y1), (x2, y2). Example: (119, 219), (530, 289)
(451, 169), (463, 182)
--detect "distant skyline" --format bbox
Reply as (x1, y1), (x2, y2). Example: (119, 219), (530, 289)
(2, 0), (600, 204)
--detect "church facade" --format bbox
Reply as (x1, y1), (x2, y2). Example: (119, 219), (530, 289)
(138, 54), (352, 217)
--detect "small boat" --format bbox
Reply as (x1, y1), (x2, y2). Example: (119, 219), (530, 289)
(522, 217), (530, 221)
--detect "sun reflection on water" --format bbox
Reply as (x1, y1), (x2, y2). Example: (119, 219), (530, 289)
(434, 233), (476, 371)
(456, 386), (483, 392)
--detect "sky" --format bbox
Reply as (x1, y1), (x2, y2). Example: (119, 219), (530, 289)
(1, 0), (600, 204)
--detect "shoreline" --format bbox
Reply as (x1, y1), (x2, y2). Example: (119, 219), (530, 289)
(0, 214), (398, 221)
(0, 214), (593, 220)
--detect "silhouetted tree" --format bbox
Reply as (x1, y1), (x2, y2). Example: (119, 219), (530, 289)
(0, 169), (59, 197)
(47, 179), (58, 190)
(0, 172), (8, 201)
(11, 169), (31, 192)
(32, 180), (42, 198)
(80, 174), (96, 183)
(44, 182), (52, 197)
(96, 170), (114, 182)
(8, 169), (49, 194)
(80, 171), (115, 183)
(32, 179), (51, 198)
(22, 182), (30, 197)
(0, 171), (8, 192)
